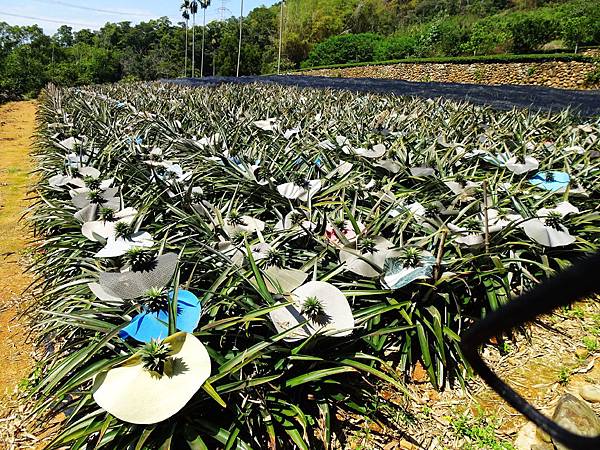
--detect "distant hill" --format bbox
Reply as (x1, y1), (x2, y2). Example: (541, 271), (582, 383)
(277, 0), (600, 68)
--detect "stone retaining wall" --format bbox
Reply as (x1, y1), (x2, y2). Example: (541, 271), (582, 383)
(300, 60), (600, 90)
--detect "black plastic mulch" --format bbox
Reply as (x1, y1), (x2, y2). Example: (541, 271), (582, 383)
(164, 75), (600, 117)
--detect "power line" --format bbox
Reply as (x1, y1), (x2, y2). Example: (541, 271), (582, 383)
(217, 0), (231, 21)
(29, 0), (153, 17)
(0, 11), (97, 27)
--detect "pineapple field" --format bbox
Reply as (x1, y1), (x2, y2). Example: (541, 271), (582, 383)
(18, 81), (600, 448)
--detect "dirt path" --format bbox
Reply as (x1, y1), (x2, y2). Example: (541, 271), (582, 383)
(0, 101), (37, 411)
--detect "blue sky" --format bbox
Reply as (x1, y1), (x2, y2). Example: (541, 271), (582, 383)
(0, 0), (278, 34)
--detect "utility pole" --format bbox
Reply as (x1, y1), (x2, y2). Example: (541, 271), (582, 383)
(201, 4), (207, 78)
(277, 0), (284, 75)
(236, 0), (243, 77)
(217, 0), (229, 21)
(184, 23), (188, 77)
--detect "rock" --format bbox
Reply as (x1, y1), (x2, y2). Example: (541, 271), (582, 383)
(536, 426), (552, 443)
(542, 40), (566, 51)
(552, 394), (600, 450)
(307, 60), (596, 91)
(368, 421), (383, 433)
(515, 422), (549, 450)
(580, 384), (600, 403)
(398, 439), (419, 450)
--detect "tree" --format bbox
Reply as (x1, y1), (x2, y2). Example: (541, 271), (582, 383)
(282, 31), (309, 66)
(190, 1), (198, 76)
(1, 43), (48, 97)
(510, 15), (557, 53)
(181, 1), (191, 77)
(215, 19), (243, 75)
(205, 20), (227, 76)
(562, 17), (596, 52)
(246, 6), (277, 72)
(199, 0), (211, 78)
(348, 0), (393, 35)
(54, 25), (73, 47)
(0, 22), (23, 59)
(73, 29), (95, 45)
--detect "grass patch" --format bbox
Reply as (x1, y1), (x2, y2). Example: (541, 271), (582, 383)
(450, 409), (514, 450)
(557, 367), (571, 384)
(583, 336), (598, 352)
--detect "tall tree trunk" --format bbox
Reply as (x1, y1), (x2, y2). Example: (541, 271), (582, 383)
(192, 13), (196, 77)
(201, 8), (206, 78)
(236, 0), (244, 77)
(184, 19), (189, 77)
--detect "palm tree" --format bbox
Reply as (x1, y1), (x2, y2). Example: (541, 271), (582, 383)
(190, 0), (199, 77)
(199, 0), (211, 78)
(236, 0), (244, 77)
(180, 1), (191, 77)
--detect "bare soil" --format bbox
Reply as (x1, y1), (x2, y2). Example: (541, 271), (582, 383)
(0, 101), (39, 449)
(341, 299), (600, 449)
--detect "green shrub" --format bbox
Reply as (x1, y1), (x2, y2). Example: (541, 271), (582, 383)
(415, 23), (442, 57)
(119, 74), (141, 83)
(460, 22), (511, 55)
(509, 15), (559, 53)
(434, 18), (472, 56)
(298, 1), (600, 68)
(561, 17), (600, 50)
(374, 35), (418, 60)
(47, 62), (79, 86)
(473, 67), (485, 81)
(0, 45), (48, 98)
(302, 33), (383, 68)
(585, 65), (600, 85)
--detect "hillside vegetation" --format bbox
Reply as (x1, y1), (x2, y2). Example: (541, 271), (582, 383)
(287, 0), (600, 67)
(0, 0), (599, 101)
